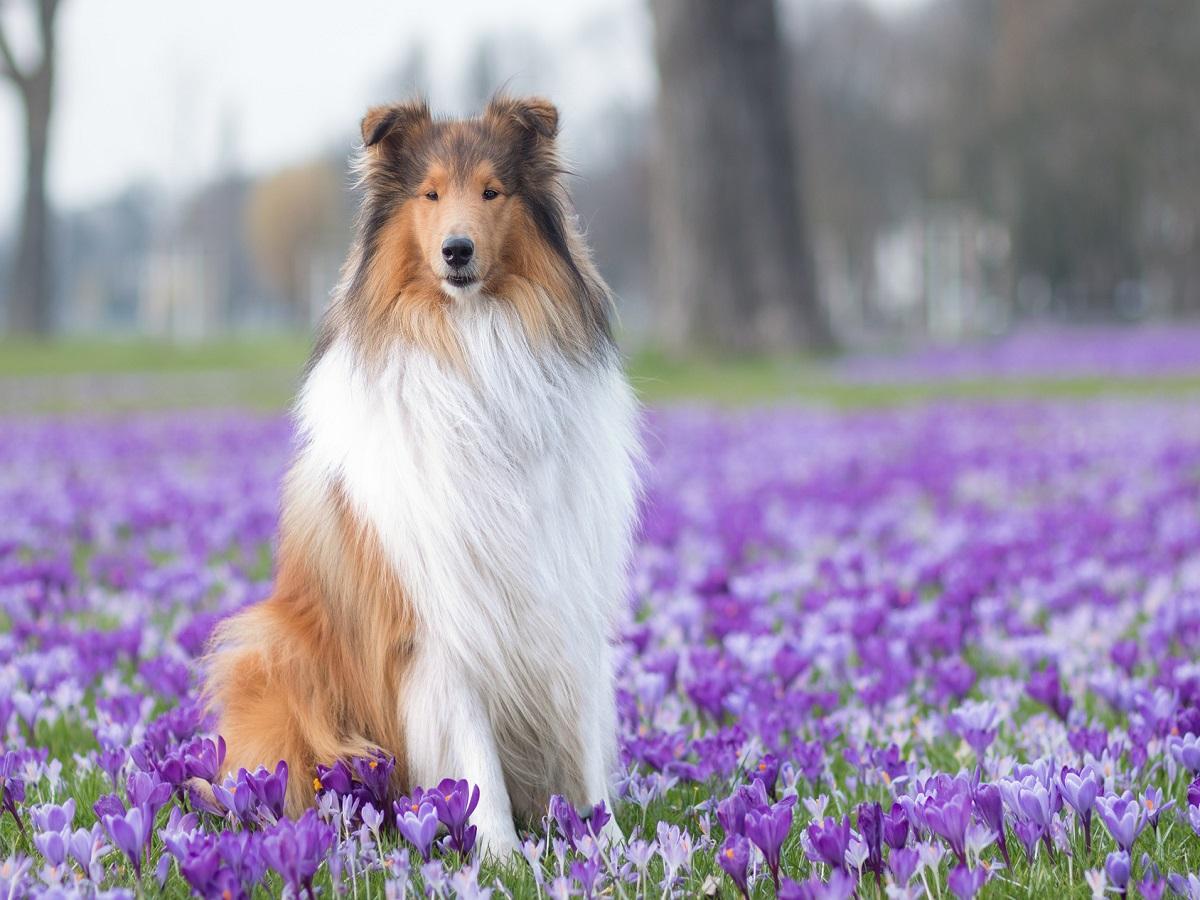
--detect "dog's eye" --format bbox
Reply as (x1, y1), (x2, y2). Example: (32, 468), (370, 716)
(482, 189), (499, 201)
(424, 191), (438, 201)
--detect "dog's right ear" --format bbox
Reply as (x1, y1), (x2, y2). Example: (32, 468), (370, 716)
(361, 100), (431, 151)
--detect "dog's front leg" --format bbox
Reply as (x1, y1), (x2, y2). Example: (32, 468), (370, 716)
(578, 642), (625, 845)
(403, 649), (520, 859)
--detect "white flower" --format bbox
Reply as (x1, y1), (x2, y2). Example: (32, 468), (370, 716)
(803, 794), (830, 820)
(845, 834), (869, 871)
(885, 883), (926, 900)
(1084, 868), (1107, 900)
(964, 821), (996, 862)
(916, 841), (944, 872)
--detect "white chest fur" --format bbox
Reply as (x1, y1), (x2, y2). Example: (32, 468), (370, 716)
(294, 298), (640, 686)
(292, 298), (639, 841)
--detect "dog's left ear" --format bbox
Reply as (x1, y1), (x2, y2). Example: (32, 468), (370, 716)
(361, 99), (431, 151)
(486, 95), (559, 143)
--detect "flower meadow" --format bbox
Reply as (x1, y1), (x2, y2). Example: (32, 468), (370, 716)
(840, 324), (1200, 383)
(3, 396), (1200, 898)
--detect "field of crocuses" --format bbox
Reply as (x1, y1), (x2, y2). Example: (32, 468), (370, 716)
(841, 324), (1200, 383)
(4, 388), (1200, 898)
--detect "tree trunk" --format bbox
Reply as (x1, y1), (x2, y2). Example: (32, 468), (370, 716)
(649, 0), (832, 355)
(9, 72), (53, 335)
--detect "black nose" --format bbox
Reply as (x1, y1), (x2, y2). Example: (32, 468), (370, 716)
(441, 236), (474, 269)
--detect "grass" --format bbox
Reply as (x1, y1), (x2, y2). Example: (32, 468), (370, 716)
(0, 336), (312, 378)
(628, 350), (1200, 407)
(2, 337), (1199, 412)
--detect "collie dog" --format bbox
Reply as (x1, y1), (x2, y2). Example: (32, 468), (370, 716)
(203, 96), (640, 854)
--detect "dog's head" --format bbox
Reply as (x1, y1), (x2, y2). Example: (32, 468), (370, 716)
(341, 95), (612, 365)
(360, 96), (572, 298)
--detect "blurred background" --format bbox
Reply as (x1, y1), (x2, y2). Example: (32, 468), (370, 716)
(0, 0), (1197, 408)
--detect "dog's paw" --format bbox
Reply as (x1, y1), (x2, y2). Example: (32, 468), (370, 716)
(184, 776), (223, 815)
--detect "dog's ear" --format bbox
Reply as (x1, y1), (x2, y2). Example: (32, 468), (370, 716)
(486, 94), (560, 144)
(361, 100), (431, 151)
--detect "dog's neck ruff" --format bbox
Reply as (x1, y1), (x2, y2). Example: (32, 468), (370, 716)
(294, 295), (640, 670)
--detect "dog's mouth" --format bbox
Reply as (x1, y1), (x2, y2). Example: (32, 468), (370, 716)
(443, 273), (478, 289)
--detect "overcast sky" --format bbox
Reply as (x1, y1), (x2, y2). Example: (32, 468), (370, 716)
(0, 0), (919, 229)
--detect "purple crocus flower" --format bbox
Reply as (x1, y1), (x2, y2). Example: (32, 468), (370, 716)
(1140, 787), (1173, 832)
(1068, 726), (1110, 762)
(717, 781), (769, 838)
(1012, 818), (1042, 863)
(717, 791), (749, 837)
(312, 759), (354, 797)
(656, 821), (695, 887)
(258, 808), (334, 898)
(103, 804), (150, 878)
(432, 779), (480, 856)
(1095, 793), (1146, 853)
(29, 798), (74, 833)
(67, 823), (111, 883)
(856, 801), (884, 882)
(1169, 733), (1200, 774)
(882, 801), (910, 849)
(0, 752), (28, 836)
(167, 830), (263, 899)
(1016, 780), (1054, 828)
(1188, 777), (1200, 809)
(351, 750), (395, 809)
(924, 791), (972, 864)
(33, 830), (68, 868)
(570, 856), (601, 898)
(972, 783), (1009, 867)
(806, 814), (851, 873)
(584, 800), (611, 839)
(244, 761), (288, 823)
(1138, 853), (1166, 900)
(745, 800), (793, 887)
(549, 794), (587, 849)
(778, 870), (856, 900)
(751, 753), (782, 798)
(1110, 640), (1138, 675)
(1059, 766), (1100, 854)
(773, 645), (808, 686)
(181, 736), (226, 784)
(947, 700), (999, 761)
(889, 847), (919, 885)
(1106, 850), (1131, 897)
(212, 772), (260, 828)
(396, 800), (439, 862)
(1169, 874), (1200, 900)
(98, 746), (128, 789)
(717, 834), (750, 899)
(126, 769), (172, 823)
(947, 863), (988, 900)
(1012, 775), (1062, 857)
(1026, 664), (1073, 721)
(93, 793), (126, 821)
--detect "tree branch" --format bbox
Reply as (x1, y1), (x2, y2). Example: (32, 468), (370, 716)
(38, 0), (60, 65)
(39, 0), (60, 32)
(0, 18), (28, 88)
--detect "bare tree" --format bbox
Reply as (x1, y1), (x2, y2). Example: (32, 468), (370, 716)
(649, 0), (832, 354)
(0, 0), (63, 334)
